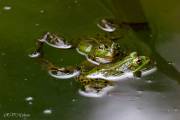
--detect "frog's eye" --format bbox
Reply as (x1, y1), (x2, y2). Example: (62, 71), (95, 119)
(136, 58), (142, 64)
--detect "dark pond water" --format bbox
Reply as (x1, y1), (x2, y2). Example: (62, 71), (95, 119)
(0, 0), (180, 120)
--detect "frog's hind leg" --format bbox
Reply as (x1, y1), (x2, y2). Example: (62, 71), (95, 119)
(38, 58), (80, 79)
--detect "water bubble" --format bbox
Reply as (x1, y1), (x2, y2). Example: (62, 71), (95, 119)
(149, 34), (153, 38)
(25, 96), (34, 105)
(60, 58), (63, 62)
(3, 6), (12, 10)
(68, 5), (72, 9)
(35, 23), (40, 26)
(167, 109), (171, 112)
(173, 108), (179, 112)
(137, 90), (143, 95)
(43, 109), (52, 114)
(70, 81), (73, 86)
(1, 52), (6, 56)
(28, 51), (41, 58)
(97, 19), (116, 32)
(3, 64), (7, 67)
(74, 0), (78, 3)
(72, 98), (77, 102)
(145, 80), (153, 84)
(40, 10), (45, 14)
(28, 101), (33, 105)
(168, 61), (175, 65)
(25, 97), (34, 101)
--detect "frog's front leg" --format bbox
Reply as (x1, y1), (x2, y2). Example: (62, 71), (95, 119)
(29, 32), (73, 58)
(38, 58), (80, 79)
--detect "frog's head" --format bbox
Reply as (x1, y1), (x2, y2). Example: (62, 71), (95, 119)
(77, 37), (121, 64)
(129, 52), (151, 71)
(92, 42), (121, 63)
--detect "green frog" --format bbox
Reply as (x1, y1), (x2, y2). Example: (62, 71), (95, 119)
(29, 18), (156, 97)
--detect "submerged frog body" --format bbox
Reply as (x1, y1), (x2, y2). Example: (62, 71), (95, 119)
(29, 18), (157, 97)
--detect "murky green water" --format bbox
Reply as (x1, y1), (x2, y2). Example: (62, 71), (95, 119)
(0, 0), (180, 120)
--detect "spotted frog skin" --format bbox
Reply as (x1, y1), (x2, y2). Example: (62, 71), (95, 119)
(29, 18), (156, 97)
